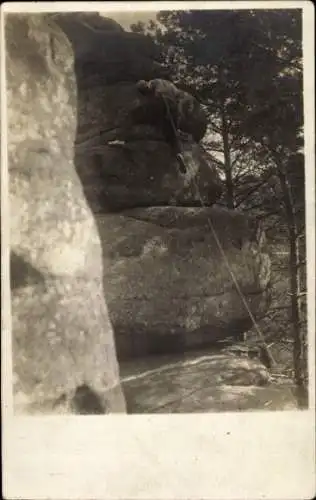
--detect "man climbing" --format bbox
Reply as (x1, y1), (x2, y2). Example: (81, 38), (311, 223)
(136, 79), (192, 173)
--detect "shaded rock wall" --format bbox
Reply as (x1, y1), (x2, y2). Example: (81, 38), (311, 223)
(97, 207), (271, 360)
(53, 13), (165, 84)
(53, 13), (223, 213)
(7, 13), (126, 414)
(51, 13), (272, 361)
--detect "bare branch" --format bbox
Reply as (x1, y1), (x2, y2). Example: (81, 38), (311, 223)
(234, 173), (274, 208)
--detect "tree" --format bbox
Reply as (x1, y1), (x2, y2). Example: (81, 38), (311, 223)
(131, 9), (307, 407)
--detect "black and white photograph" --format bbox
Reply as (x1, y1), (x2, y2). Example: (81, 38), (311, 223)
(1, 2), (315, 498)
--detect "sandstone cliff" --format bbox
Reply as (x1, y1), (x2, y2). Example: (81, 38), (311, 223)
(53, 13), (271, 357)
(7, 13), (126, 414)
(7, 12), (281, 414)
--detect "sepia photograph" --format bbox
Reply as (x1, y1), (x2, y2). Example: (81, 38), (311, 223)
(1, 1), (315, 499)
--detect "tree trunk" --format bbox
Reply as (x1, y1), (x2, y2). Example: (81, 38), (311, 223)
(277, 165), (308, 408)
(220, 102), (235, 209)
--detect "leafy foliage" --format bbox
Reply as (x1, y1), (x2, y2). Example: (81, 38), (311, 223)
(132, 9), (303, 207)
(131, 9), (307, 406)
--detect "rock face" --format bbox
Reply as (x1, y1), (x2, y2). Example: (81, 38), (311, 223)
(7, 14), (126, 414)
(121, 351), (297, 413)
(50, 13), (272, 364)
(52, 13), (223, 213)
(6, 12), (275, 415)
(53, 13), (165, 85)
(97, 207), (271, 360)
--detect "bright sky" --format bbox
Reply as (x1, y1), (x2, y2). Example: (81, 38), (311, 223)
(100, 12), (156, 31)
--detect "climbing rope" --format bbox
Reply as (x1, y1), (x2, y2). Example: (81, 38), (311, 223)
(161, 93), (276, 368)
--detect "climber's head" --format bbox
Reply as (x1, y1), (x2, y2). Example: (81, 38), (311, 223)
(136, 79), (151, 95)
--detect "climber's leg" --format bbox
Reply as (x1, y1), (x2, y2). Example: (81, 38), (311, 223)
(176, 151), (187, 174)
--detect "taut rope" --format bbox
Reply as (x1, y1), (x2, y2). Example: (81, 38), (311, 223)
(161, 93), (276, 368)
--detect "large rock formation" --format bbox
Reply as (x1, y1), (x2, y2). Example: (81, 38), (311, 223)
(53, 13), (223, 213)
(51, 13), (272, 361)
(120, 351), (297, 413)
(53, 12), (165, 85)
(97, 207), (271, 360)
(7, 14), (126, 414)
(6, 12), (276, 414)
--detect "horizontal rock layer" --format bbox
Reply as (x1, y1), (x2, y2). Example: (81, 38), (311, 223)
(51, 13), (223, 213)
(121, 351), (297, 413)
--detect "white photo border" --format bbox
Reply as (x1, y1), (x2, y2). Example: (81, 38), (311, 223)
(1, 2), (315, 499)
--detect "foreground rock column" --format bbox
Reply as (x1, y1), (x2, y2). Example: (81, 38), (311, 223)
(6, 14), (126, 414)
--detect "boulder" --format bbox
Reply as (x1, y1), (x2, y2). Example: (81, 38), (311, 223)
(52, 12), (166, 85)
(96, 206), (271, 360)
(49, 13), (222, 213)
(7, 13), (126, 414)
(73, 78), (221, 211)
(134, 78), (208, 142)
(73, 76), (221, 212)
(121, 351), (297, 413)
(76, 130), (223, 213)
(45, 14), (271, 370)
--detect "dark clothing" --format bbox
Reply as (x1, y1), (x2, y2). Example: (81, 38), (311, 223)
(135, 79), (194, 173)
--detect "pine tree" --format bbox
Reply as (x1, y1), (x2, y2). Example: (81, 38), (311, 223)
(131, 9), (307, 407)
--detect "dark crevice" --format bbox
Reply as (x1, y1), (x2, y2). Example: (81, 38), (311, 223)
(72, 384), (106, 414)
(10, 252), (46, 290)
